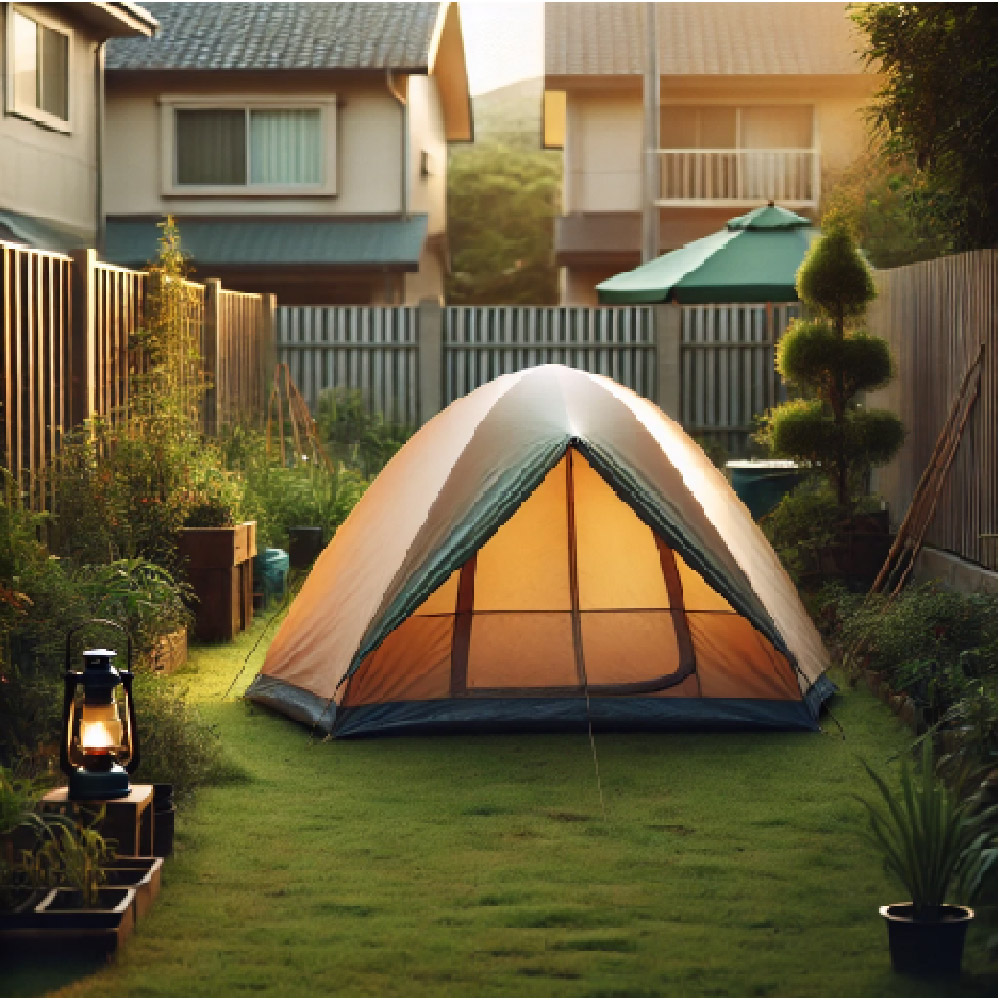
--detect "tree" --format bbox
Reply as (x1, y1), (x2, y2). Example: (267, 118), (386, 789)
(446, 143), (560, 304)
(852, 3), (998, 252)
(759, 220), (904, 509)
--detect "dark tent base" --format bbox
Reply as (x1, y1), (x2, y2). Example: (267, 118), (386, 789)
(247, 675), (835, 739)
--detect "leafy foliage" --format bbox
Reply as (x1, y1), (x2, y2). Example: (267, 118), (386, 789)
(852, 3), (998, 253)
(32, 808), (117, 907)
(821, 152), (952, 268)
(315, 388), (412, 479)
(857, 741), (997, 917)
(130, 674), (244, 804)
(447, 142), (560, 304)
(220, 427), (368, 552)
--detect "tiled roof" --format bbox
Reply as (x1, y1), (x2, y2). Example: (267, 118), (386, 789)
(546, 3), (867, 77)
(106, 2), (441, 71)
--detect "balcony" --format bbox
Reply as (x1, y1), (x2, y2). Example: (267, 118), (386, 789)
(656, 149), (819, 208)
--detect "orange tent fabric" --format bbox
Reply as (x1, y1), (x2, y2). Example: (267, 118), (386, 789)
(247, 365), (831, 736)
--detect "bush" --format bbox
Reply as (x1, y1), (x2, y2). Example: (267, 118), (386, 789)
(130, 674), (246, 804)
(832, 583), (997, 723)
(315, 388), (412, 479)
(221, 426), (368, 551)
(761, 480), (883, 585)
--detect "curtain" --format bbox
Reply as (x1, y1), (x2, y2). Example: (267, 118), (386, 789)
(249, 109), (322, 185)
(175, 110), (246, 185)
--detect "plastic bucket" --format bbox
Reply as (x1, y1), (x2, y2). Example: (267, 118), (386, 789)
(252, 548), (289, 605)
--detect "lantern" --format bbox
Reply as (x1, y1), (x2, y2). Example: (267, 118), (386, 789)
(60, 621), (139, 800)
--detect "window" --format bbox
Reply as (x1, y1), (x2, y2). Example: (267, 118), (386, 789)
(7, 7), (70, 128)
(163, 99), (336, 195)
(660, 106), (812, 150)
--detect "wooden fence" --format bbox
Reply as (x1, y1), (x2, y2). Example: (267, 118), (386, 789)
(869, 249), (997, 572)
(1, 240), (276, 508)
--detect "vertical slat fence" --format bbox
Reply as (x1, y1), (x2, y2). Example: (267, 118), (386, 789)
(869, 250), (997, 570)
(442, 306), (656, 404)
(680, 302), (798, 456)
(1, 239), (274, 510)
(276, 306), (420, 427)
(1, 243), (73, 510)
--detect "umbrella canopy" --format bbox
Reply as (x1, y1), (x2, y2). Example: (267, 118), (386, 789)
(597, 204), (819, 305)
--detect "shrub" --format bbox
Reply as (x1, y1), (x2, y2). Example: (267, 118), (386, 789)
(758, 218), (904, 508)
(221, 426), (368, 551)
(130, 674), (246, 804)
(761, 480), (883, 585)
(315, 388), (412, 479)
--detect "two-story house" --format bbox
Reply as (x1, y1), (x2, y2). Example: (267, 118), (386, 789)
(0, 1), (158, 250)
(101, 1), (472, 304)
(544, 2), (878, 304)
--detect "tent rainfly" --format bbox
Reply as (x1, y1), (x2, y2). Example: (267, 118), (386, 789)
(247, 366), (832, 737)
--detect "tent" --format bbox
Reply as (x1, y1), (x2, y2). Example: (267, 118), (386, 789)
(246, 365), (832, 737)
(596, 204), (818, 304)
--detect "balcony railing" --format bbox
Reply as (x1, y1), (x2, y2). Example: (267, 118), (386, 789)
(656, 149), (819, 207)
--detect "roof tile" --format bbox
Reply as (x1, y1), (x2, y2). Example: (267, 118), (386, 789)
(106, 2), (441, 72)
(546, 2), (867, 77)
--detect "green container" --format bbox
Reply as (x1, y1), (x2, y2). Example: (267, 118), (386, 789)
(727, 461), (802, 521)
(253, 548), (289, 605)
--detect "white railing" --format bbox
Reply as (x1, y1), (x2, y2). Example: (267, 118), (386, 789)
(657, 149), (818, 206)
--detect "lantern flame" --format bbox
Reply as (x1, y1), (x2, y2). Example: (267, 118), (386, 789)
(79, 703), (123, 754)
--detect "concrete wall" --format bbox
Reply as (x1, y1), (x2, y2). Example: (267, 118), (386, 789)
(0, 3), (103, 241)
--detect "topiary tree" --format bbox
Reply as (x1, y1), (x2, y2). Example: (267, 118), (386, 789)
(759, 219), (904, 509)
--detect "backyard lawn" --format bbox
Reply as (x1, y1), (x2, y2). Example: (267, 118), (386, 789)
(6, 611), (997, 998)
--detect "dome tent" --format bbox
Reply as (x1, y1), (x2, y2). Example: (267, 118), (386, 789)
(246, 365), (832, 737)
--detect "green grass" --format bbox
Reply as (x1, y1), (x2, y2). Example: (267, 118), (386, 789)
(6, 611), (997, 997)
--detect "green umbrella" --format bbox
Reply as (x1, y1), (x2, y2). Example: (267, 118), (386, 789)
(597, 204), (819, 304)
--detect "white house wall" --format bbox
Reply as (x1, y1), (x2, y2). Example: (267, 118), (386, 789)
(0, 3), (102, 240)
(565, 96), (642, 213)
(103, 79), (404, 216)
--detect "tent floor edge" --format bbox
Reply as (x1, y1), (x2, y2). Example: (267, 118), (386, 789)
(245, 675), (338, 734)
(332, 696), (819, 739)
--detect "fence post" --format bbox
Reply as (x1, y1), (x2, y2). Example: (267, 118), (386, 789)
(69, 248), (97, 427)
(654, 304), (682, 421)
(417, 298), (443, 425)
(258, 293), (277, 425)
(202, 278), (221, 435)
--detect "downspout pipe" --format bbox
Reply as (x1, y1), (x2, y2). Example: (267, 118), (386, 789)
(386, 70), (409, 221)
(96, 40), (106, 253)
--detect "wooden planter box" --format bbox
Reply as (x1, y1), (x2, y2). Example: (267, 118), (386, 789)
(178, 521), (257, 641)
(106, 856), (163, 922)
(145, 627), (188, 674)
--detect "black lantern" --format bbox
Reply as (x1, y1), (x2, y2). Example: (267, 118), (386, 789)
(60, 620), (139, 800)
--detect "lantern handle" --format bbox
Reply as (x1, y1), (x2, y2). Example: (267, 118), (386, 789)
(64, 618), (133, 674)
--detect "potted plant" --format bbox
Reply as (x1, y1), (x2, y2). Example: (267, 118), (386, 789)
(857, 741), (996, 977)
(31, 809), (137, 951)
(757, 218), (904, 581)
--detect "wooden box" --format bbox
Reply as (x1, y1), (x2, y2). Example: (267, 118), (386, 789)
(177, 521), (256, 642)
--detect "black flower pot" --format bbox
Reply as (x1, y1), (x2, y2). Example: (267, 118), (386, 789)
(288, 526), (324, 568)
(880, 903), (974, 977)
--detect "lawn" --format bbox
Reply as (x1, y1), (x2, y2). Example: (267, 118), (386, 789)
(6, 611), (997, 997)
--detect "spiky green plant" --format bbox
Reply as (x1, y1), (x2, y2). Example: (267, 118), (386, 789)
(857, 741), (996, 920)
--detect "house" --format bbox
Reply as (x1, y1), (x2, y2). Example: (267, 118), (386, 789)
(101, 1), (472, 305)
(543, 2), (879, 304)
(0, 2), (158, 251)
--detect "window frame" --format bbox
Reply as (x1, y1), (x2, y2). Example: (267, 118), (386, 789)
(5, 4), (73, 133)
(159, 95), (338, 197)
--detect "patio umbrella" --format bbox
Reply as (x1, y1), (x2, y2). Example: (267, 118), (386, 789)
(596, 203), (819, 304)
